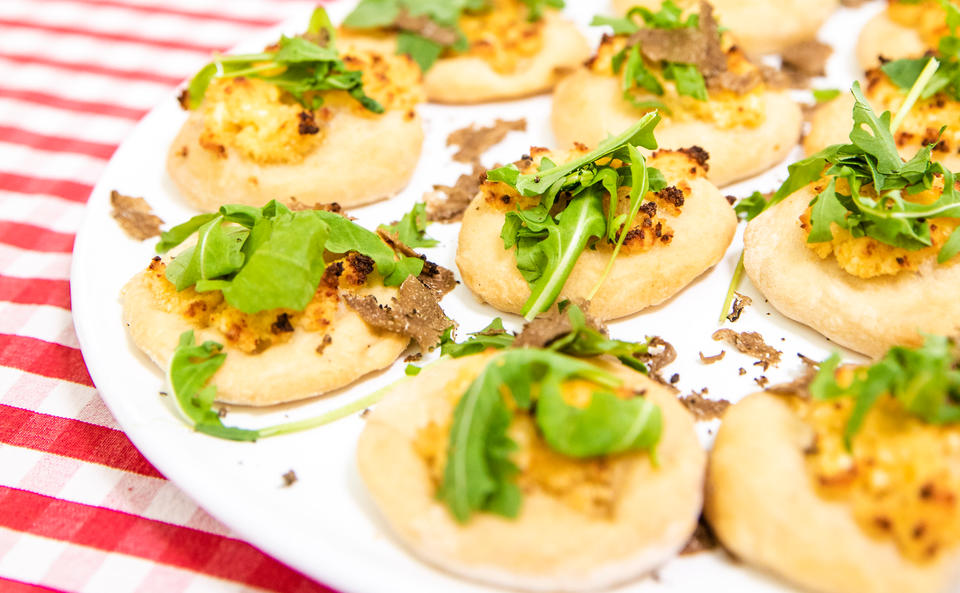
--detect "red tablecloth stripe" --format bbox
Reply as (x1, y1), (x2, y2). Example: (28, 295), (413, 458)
(0, 486), (336, 593)
(0, 222), (76, 254)
(0, 404), (164, 479)
(0, 53), (184, 87)
(0, 126), (117, 161)
(0, 335), (93, 387)
(0, 88), (146, 120)
(0, 577), (68, 593)
(0, 173), (94, 204)
(0, 18), (228, 54)
(0, 276), (71, 309)
(33, 0), (280, 28)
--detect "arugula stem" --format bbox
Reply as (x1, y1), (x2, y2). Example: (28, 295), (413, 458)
(890, 57), (939, 133)
(718, 252), (744, 324)
(255, 388), (390, 438)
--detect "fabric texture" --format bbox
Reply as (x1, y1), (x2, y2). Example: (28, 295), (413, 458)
(0, 1), (337, 591)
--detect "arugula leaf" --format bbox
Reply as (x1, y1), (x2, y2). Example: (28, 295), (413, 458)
(158, 201), (424, 314)
(734, 191), (767, 221)
(343, 0), (400, 28)
(663, 62), (708, 101)
(487, 115), (664, 319)
(438, 349), (661, 522)
(396, 31), (445, 72)
(168, 331), (258, 441)
(939, 226), (960, 263)
(440, 319), (515, 358)
(520, 0), (563, 21)
(184, 8), (382, 113)
(379, 202), (439, 248)
(806, 178), (850, 243)
(812, 88), (841, 102)
(590, 14), (641, 35)
(811, 335), (960, 448)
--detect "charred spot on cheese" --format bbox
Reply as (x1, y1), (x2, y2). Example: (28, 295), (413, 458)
(196, 50), (421, 165)
(791, 393), (960, 563)
(800, 176), (960, 278)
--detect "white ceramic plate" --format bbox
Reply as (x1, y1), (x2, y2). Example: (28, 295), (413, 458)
(72, 2), (890, 592)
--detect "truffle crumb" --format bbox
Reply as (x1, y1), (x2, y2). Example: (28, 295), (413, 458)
(282, 470), (297, 487)
(680, 389), (730, 420)
(699, 350), (726, 364)
(110, 190), (164, 240)
(712, 329), (782, 369)
(448, 119), (527, 164)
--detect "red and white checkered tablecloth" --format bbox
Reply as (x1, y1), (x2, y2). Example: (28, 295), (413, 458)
(0, 1), (340, 591)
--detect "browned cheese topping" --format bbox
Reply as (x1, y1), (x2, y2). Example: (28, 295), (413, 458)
(867, 67), (960, 159)
(481, 146), (712, 255)
(888, 0), (951, 50)
(143, 254), (373, 354)
(198, 49), (422, 165)
(413, 371), (642, 519)
(792, 389), (960, 563)
(587, 2), (768, 128)
(458, 0), (548, 74)
(799, 175), (960, 278)
(110, 190), (164, 240)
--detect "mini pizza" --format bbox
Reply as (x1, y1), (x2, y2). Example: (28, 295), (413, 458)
(121, 201), (453, 407)
(552, 1), (802, 187)
(857, 0), (955, 70)
(744, 84), (960, 358)
(457, 116), (737, 321)
(707, 337), (960, 593)
(339, 0), (590, 103)
(611, 0), (838, 56)
(358, 336), (705, 591)
(807, 56), (960, 173)
(167, 8), (425, 212)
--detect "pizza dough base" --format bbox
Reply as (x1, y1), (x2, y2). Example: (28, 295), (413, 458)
(707, 391), (960, 593)
(423, 12), (590, 104)
(803, 93), (960, 172)
(456, 166), (737, 320)
(357, 353), (706, 592)
(743, 188), (960, 358)
(551, 70), (803, 187)
(856, 11), (928, 71)
(611, 0), (838, 55)
(121, 269), (408, 406)
(166, 107), (423, 211)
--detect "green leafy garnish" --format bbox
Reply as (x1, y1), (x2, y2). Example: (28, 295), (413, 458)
(593, 1), (710, 107)
(733, 191), (767, 221)
(184, 7), (382, 113)
(156, 200), (424, 314)
(344, 0), (563, 72)
(811, 335), (960, 448)
(438, 349), (662, 522)
(378, 202), (439, 248)
(881, 0), (960, 101)
(812, 88), (841, 102)
(168, 331), (258, 441)
(487, 115), (666, 319)
(168, 331), (408, 441)
(440, 302), (654, 372)
(719, 67), (960, 322)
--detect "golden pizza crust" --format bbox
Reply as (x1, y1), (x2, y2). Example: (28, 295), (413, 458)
(455, 151), (737, 320)
(743, 188), (960, 358)
(857, 11), (928, 70)
(551, 69), (803, 187)
(357, 353), (705, 592)
(706, 391), (960, 593)
(611, 0), (837, 55)
(120, 268), (408, 406)
(166, 106), (423, 211)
